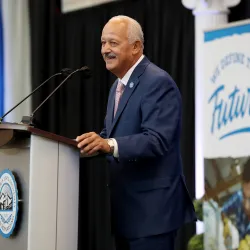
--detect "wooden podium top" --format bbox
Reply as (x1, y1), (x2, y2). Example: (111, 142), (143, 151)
(0, 123), (78, 148)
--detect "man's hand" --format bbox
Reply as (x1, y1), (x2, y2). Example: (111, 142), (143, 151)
(76, 132), (110, 156)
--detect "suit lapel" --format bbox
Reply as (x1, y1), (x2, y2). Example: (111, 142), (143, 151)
(108, 57), (150, 137)
(106, 80), (117, 134)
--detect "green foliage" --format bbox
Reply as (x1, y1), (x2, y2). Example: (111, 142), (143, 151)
(188, 199), (204, 250)
(193, 199), (203, 221)
(188, 233), (204, 250)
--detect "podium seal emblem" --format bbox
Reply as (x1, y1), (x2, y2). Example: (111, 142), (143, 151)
(0, 169), (18, 238)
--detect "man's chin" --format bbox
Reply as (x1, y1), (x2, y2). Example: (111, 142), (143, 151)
(105, 63), (116, 72)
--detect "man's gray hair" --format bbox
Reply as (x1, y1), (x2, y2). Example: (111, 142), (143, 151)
(110, 15), (144, 49)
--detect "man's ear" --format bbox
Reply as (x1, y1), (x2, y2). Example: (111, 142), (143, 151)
(132, 41), (142, 54)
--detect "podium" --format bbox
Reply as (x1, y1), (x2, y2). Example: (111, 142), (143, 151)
(0, 123), (80, 250)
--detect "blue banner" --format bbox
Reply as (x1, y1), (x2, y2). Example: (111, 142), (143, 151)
(0, 0), (4, 116)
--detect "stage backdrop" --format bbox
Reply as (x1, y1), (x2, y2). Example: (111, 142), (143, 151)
(203, 20), (250, 250)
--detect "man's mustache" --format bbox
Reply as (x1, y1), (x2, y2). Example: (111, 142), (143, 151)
(104, 52), (117, 59)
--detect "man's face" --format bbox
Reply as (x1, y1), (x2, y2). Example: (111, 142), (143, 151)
(243, 182), (250, 217)
(101, 19), (134, 78)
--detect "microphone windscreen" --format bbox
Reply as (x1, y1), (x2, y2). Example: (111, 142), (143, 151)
(80, 66), (92, 79)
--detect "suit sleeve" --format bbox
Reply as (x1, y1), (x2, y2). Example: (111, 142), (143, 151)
(115, 76), (181, 161)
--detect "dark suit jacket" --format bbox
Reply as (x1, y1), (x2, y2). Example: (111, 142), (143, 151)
(100, 56), (196, 239)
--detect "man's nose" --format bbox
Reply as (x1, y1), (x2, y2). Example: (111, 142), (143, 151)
(101, 43), (111, 54)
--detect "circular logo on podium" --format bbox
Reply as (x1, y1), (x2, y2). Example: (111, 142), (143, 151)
(0, 169), (18, 238)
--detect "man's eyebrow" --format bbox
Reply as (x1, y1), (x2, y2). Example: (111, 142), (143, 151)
(101, 37), (119, 42)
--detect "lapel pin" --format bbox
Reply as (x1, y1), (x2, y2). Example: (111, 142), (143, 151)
(129, 82), (134, 88)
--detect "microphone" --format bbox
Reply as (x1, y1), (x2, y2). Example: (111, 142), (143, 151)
(0, 68), (74, 124)
(21, 66), (91, 126)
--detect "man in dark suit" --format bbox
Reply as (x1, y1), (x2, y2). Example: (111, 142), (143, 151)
(76, 15), (196, 250)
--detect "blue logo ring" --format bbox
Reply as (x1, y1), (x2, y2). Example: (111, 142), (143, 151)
(0, 169), (19, 238)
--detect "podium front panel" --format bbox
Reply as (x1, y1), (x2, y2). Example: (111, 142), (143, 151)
(27, 135), (59, 250)
(27, 135), (79, 250)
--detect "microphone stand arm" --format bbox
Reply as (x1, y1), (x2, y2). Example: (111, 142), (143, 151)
(21, 68), (81, 126)
(0, 73), (62, 124)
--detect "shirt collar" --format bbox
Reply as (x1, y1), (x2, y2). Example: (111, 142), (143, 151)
(119, 55), (144, 86)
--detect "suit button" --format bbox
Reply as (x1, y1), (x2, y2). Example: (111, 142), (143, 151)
(106, 184), (109, 187)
